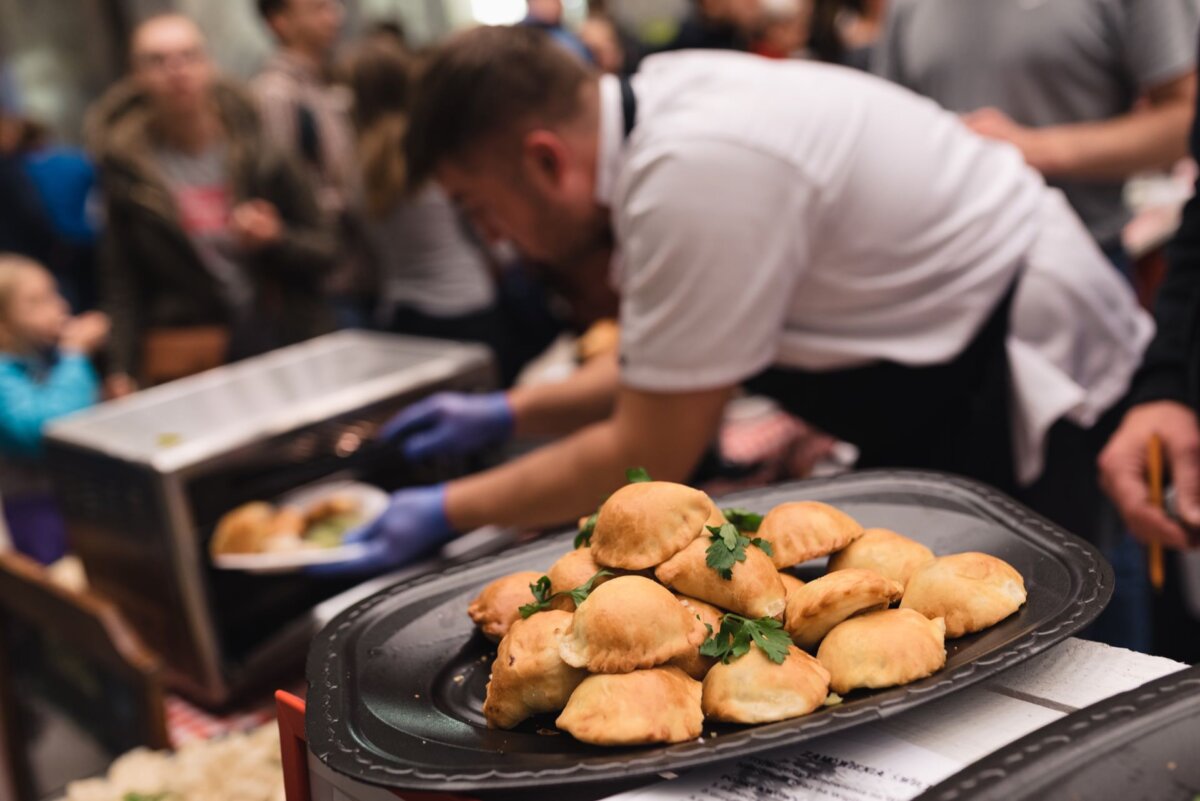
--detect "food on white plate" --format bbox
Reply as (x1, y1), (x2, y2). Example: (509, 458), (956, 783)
(558, 576), (707, 673)
(817, 608), (947, 694)
(556, 666), (703, 745)
(702, 642), (831, 723)
(784, 568), (904, 651)
(827, 527), (935, 588)
(590, 481), (723, 569)
(484, 610), (586, 729)
(299, 494), (364, 549)
(756, 501), (866, 568)
(468, 571), (543, 643)
(209, 502), (278, 556)
(655, 526), (786, 619)
(900, 552), (1028, 637)
(210, 493), (365, 557)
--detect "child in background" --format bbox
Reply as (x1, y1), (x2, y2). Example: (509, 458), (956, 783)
(0, 254), (107, 564)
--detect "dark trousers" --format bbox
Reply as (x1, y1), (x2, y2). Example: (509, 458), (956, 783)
(3, 493), (68, 566)
(746, 286), (1149, 650)
(748, 286), (1113, 543)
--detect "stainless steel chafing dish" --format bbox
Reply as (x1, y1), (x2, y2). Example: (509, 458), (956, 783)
(43, 331), (502, 706)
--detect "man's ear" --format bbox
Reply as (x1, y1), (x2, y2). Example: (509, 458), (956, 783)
(522, 129), (568, 193)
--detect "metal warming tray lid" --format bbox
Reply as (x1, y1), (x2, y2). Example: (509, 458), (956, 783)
(916, 663), (1200, 801)
(306, 470), (1113, 795)
(44, 331), (491, 472)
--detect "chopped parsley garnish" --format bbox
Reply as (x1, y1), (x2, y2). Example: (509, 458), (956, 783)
(519, 570), (613, 618)
(575, 512), (598, 548)
(722, 507), (764, 533)
(699, 613), (791, 664)
(705, 523), (773, 580)
(625, 466), (653, 483)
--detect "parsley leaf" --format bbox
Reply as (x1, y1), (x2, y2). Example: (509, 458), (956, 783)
(518, 576), (554, 617)
(123, 794), (171, 801)
(704, 524), (773, 580)
(575, 512), (598, 548)
(699, 614), (791, 664)
(519, 570), (613, 618)
(564, 570), (613, 607)
(626, 467), (653, 483)
(722, 508), (764, 533)
(750, 537), (774, 558)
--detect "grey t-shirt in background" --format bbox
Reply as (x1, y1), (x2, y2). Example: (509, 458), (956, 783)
(875, 0), (1199, 247)
(368, 184), (497, 322)
(154, 142), (255, 315)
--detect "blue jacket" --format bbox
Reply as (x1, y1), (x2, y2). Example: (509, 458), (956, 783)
(0, 351), (99, 459)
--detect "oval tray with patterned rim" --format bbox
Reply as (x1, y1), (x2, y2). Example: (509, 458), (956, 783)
(915, 663), (1200, 801)
(306, 470), (1113, 794)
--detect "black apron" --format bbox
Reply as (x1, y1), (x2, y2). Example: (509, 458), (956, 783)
(746, 288), (1019, 495)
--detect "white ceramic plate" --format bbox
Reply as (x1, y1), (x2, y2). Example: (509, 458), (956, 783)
(212, 480), (390, 574)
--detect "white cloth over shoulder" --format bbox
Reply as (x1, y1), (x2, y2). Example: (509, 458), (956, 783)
(1008, 189), (1152, 483)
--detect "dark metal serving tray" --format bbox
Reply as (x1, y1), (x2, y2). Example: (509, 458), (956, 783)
(307, 470), (1113, 794)
(916, 663), (1200, 801)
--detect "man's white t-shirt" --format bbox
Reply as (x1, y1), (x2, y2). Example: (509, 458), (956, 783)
(597, 52), (1153, 483)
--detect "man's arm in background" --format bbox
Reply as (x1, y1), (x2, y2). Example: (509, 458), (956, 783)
(448, 381), (733, 531)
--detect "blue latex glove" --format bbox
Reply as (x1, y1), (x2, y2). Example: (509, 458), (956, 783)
(379, 391), (514, 461)
(310, 484), (455, 575)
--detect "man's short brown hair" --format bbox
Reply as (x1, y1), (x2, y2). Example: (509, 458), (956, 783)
(405, 25), (593, 189)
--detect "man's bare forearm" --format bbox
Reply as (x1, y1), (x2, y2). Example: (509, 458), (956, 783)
(446, 419), (630, 531)
(508, 350), (619, 438)
(1041, 75), (1196, 180)
(445, 383), (733, 532)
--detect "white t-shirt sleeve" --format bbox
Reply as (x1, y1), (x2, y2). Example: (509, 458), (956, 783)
(615, 137), (810, 392)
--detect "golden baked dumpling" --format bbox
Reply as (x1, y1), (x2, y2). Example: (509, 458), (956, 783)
(558, 576), (707, 673)
(591, 481), (716, 569)
(780, 572), (806, 604)
(827, 528), (935, 588)
(484, 610), (586, 729)
(670, 595), (725, 680)
(210, 502), (277, 556)
(704, 500), (727, 530)
(655, 537), (787, 619)
(817, 609), (946, 694)
(546, 547), (611, 611)
(556, 666), (703, 746)
(702, 643), (831, 723)
(758, 501), (865, 568)
(784, 569), (904, 651)
(900, 552), (1027, 637)
(467, 571), (542, 642)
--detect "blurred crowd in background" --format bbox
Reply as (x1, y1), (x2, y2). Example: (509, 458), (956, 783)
(2, 0), (1200, 645)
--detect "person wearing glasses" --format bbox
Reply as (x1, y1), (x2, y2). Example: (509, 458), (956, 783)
(86, 14), (335, 395)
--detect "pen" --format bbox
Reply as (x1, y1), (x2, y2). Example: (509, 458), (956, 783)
(1146, 435), (1166, 592)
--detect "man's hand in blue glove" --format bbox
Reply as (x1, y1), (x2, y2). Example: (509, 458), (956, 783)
(310, 484), (455, 575)
(380, 392), (514, 461)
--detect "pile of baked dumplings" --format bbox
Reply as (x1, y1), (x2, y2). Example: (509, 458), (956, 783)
(466, 480), (1027, 747)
